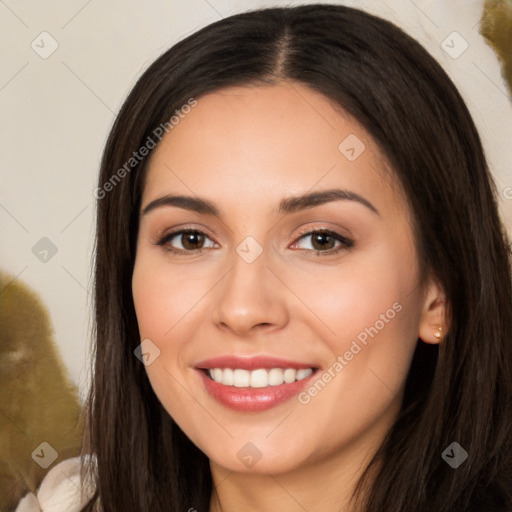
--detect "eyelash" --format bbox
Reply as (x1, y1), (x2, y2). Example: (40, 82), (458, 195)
(155, 226), (354, 257)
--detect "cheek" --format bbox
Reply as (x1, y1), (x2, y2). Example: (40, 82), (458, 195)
(131, 255), (217, 411)
(291, 283), (420, 461)
(293, 249), (418, 347)
(312, 285), (416, 397)
(291, 241), (421, 396)
(131, 260), (197, 416)
(131, 255), (209, 340)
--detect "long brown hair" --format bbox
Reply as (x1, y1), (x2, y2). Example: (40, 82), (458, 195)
(81, 4), (512, 511)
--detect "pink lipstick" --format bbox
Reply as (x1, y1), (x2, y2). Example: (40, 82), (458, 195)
(195, 356), (318, 412)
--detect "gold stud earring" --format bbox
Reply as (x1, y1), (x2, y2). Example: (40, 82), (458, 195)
(433, 326), (443, 339)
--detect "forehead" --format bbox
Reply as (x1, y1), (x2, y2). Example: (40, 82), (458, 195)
(142, 82), (406, 217)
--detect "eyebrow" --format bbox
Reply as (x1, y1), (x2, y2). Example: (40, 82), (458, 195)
(141, 188), (379, 217)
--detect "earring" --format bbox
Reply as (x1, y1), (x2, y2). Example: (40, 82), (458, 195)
(433, 326), (443, 339)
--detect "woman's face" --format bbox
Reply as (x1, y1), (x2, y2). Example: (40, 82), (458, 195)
(132, 82), (441, 476)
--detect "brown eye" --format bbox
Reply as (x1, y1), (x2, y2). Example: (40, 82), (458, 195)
(310, 232), (336, 251)
(157, 229), (216, 252)
(292, 229), (354, 255)
(181, 231), (205, 250)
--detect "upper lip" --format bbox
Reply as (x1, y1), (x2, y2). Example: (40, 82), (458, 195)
(195, 355), (317, 371)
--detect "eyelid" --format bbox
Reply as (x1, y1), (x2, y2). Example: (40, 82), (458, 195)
(155, 224), (215, 242)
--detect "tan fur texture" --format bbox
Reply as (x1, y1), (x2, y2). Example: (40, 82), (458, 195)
(481, 0), (512, 96)
(0, 272), (83, 511)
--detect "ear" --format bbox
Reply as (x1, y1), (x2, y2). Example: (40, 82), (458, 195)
(418, 277), (450, 344)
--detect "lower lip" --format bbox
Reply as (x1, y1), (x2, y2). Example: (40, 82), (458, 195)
(196, 369), (316, 412)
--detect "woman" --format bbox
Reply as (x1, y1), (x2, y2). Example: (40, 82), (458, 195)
(18, 4), (512, 511)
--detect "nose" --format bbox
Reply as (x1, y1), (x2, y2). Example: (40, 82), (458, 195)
(211, 247), (289, 337)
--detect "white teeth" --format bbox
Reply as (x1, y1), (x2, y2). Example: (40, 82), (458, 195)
(268, 368), (284, 386)
(222, 368), (234, 386)
(250, 369), (268, 388)
(233, 369), (250, 387)
(296, 368), (313, 380)
(283, 368), (296, 383)
(213, 368), (223, 383)
(207, 367), (314, 387)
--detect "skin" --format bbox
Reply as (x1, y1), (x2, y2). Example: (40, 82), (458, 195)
(131, 82), (448, 512)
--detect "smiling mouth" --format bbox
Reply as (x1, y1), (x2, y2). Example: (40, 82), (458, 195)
(202, 367), (316, 388)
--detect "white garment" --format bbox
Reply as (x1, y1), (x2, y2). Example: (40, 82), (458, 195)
(15, 456), (96, 512)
